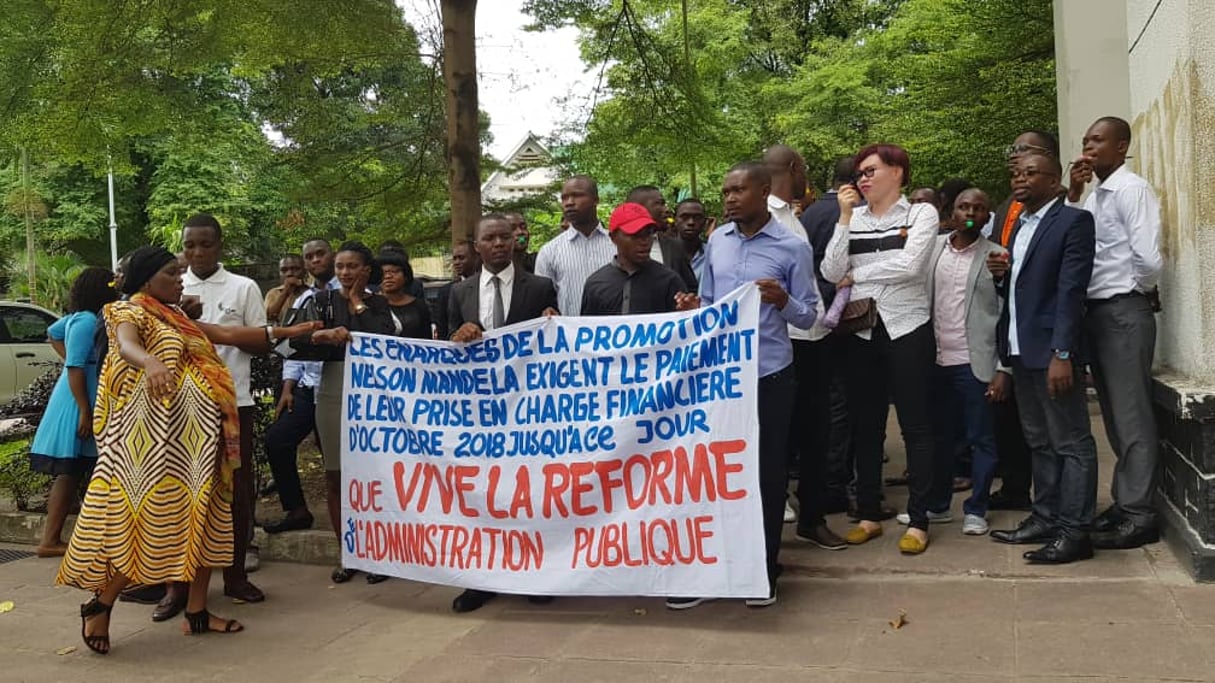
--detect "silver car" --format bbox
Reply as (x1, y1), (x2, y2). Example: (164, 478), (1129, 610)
(0, 301), (61, 403)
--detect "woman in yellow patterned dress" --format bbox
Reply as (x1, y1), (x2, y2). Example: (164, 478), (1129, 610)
(58, 246), (317, 654)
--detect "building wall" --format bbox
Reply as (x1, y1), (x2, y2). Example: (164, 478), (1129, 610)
(1124, 0), (1215, 383)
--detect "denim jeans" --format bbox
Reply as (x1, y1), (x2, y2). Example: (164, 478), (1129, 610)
(928, 364), (998, 517)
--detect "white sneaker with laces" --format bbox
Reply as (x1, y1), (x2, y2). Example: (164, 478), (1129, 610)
(895, 510), (954, 525)
(962, 514), (990, 536)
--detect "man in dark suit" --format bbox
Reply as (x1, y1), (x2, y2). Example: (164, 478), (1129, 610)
(447, 214), (558, 613)
(433, 239), (479, 340)
(627, 185), (699, 290)
(987, 152), (1098, 564)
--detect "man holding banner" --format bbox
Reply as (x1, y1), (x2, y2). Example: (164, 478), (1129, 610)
(666, 161), (819, 609)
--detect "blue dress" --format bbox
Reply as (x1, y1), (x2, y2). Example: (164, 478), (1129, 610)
(28, 311), (101, 476)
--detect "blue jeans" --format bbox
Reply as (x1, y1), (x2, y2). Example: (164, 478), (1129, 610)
(929, 364), (998, 517)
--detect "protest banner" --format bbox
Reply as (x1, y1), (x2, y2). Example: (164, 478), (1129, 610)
(339, 283), (766, 598)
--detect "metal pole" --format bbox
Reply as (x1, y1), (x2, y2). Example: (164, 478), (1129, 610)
(107, 157), (118, 271)
(21, 147), (36, 303)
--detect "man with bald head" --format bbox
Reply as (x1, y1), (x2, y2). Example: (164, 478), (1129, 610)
(1068, 116), (1164, 550)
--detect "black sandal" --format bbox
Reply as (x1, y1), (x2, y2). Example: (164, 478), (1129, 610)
(80, 595), (113, 655)
(184, 608), (243, 634)
(365, 573), (389, 585)
(331, 567), (359, 583)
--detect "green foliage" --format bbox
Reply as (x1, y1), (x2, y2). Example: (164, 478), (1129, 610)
(3, 249), (84, 311)
(0, 435), (49, 512)
(528, 0), (1055, 205)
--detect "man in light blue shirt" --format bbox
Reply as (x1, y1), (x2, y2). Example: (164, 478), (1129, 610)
(667, 161), (818, 610)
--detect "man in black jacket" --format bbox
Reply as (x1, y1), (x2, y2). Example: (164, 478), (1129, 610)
(627, 185), (700, 291)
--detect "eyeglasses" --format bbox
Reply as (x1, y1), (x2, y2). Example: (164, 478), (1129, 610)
(854, 166), (879, 180)
(1004, 143), (1050, 157)
(1010, 169), (1059, 180)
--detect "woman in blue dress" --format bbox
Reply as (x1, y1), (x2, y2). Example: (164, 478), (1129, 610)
(28, 267), (117, 557)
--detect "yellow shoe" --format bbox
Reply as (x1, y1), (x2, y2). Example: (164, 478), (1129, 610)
(845, 524), (883, 545)
(898, 532), (929, 555)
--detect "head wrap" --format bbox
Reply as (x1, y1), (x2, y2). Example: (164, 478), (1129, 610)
(121, 246), (177, 295)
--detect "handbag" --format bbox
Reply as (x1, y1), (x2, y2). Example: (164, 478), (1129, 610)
(286, 290), (345, 362)
(834, 297), (878, 336)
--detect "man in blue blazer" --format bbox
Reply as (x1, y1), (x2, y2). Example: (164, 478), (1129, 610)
(987, 152), (1099, 564)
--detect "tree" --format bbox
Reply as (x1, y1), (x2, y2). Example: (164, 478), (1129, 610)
(442, 0), (481, 245)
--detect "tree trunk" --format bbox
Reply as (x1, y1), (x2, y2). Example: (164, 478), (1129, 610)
(441, 0), (481, 246)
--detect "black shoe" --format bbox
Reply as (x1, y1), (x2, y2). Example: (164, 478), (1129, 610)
(848, 505), (897, 523)
(118, 584), (166, 605)
(796, 523), (847, 550)
(526, 595), (554, 605)
(452, 589), (497, 613)
(991, 516), (1057, 545)
(1092, 506), (1125, 533)
(987, 490), (1032, 511)
(259, 479), (278, 497)
(1023, 535), (1094, 564)
(223, 580), (266, 603)
(1092, 518), (1160, 549)
(151, 585), (188, 622)
(263, 513), (314, 534)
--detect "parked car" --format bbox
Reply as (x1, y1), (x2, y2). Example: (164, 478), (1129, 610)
(0, 301), (60, 404)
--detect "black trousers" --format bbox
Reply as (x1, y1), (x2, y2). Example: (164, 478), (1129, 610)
(224, 407), (257, 586)
(759, 368), (796, 582)
(266, 385), (318, 512)
(844, 321), (937, 530)
(791, 337), (835, 528)
(994, 381), (1032, 498)
(822, 371), (853, 507)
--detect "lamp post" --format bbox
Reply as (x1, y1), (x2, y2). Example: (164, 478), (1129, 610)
(107, 156), (118, 271)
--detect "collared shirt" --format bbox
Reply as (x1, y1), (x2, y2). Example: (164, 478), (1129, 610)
(700, 215), (818, 377)
(821, 196), (939, 340)
(933, 235), (980, 366)
(282, 278), (341, 389)
(690, 246), (706, 283)
(581, 257), (687, 316)
(1008, 198), (1058, 356)
(534, 223), (616, 316)
(183, 264), (266, 406)
(478, 263), (516, 331)
(769, 195), (828, 342)
(1081, 164), (1163, 298)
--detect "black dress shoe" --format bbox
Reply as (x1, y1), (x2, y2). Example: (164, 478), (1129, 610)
(1092, 518), (1160, 549)
(224, 580), (266, 603)
(796, 523), (847, 550)
(987, 490), (1032, 511)
(1092, 506), (1124, 533)
(452, 589), (497, 613)
(263, 514), (315, 534)
(152, 584), (188, 622)
(991, 516), (1057, 545)
(119, 584), (166, 605)
(848, 505), (897, 523)
(1023, 535), (1094, 564)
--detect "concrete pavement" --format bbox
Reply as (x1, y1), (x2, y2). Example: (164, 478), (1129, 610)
(3, 413), (1215, 682)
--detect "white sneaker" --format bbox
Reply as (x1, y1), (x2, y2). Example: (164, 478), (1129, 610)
(962, 514), (990, 536)
(245, 545), (261, 573)
(784, 500), (797, 524)
(895, 510), (954, 525)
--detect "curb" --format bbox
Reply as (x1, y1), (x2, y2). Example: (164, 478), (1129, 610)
(0, 511), (339, 566)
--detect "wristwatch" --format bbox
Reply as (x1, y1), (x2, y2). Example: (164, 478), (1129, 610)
(264, 325), (278, 344)
(1053, 350), (1071, 361)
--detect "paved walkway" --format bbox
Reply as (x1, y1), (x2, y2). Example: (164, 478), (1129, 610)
(3, 414), (1214, 682)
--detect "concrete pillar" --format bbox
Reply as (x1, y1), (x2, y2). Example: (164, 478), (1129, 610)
(1053, 0), (1131, 163)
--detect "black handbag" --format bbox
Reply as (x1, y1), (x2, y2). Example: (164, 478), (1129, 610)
(286, 290), (345, 362)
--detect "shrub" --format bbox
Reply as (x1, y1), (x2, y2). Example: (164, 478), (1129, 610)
(0, 425), (49, 512)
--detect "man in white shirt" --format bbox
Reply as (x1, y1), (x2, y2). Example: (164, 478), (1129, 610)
(762, 144), (844, 550)
(181, 214), (269, 604)
(535, 175), (616, 316)
(1067, 116), (1164, 550)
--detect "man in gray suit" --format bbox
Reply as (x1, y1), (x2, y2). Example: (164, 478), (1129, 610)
(917, 188), (1009, 536)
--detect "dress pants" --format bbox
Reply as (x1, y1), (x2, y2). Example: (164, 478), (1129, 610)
(759, 368), (796, 583)
(224, 407), (257, 586)
(1011, 360), (1098, 538)
(1084, 294), (1158, 527)
(791, 338), (834, 528)
(266, 385), (318, 512)
(844, 320), (937, 530)
(993, 381), (1032, 498)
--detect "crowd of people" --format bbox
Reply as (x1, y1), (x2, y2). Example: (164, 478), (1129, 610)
(27, 114), (1163, 654)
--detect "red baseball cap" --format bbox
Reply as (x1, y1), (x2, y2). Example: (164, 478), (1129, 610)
(608, 202), (658, 235)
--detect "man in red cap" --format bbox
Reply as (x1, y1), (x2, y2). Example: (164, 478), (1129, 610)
(580, 203), (698, 315)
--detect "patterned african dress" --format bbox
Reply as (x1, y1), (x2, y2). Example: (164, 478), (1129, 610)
(57, 294), (241, 590)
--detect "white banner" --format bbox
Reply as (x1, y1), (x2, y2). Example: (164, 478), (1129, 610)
(339, 283), (765, 597)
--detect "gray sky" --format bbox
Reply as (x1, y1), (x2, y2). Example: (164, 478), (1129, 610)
(398, 0), (592, 160)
